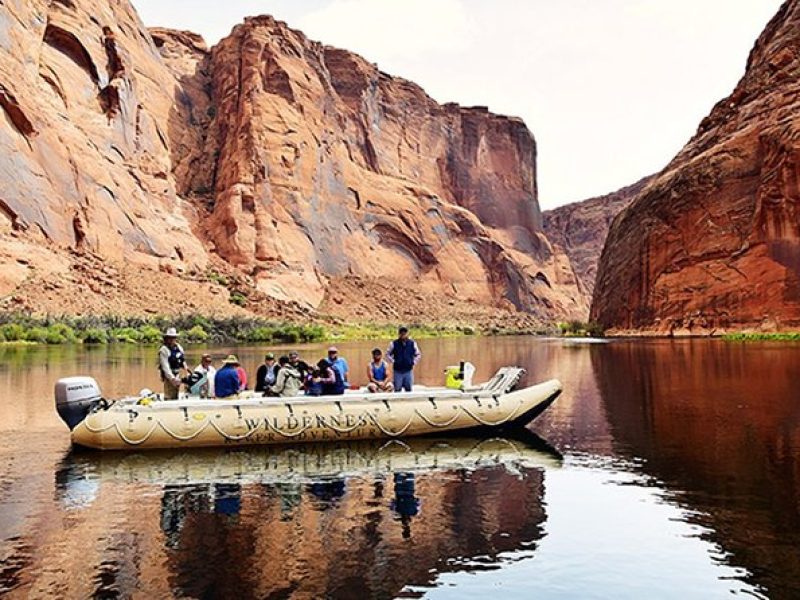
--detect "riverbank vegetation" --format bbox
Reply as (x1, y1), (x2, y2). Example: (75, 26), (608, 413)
(0, 314), (326, 345)
(0, 314), (490, 346)
(326, 323), (475, 341)
(557, 320), (605, 337)
(0, 313), (557, 346)
(722, 332), (800, 342)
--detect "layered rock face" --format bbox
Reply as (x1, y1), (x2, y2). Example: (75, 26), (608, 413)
(193, 16), (582, 317)
(0, 0), (206, 275)
(592, 0), (800, 334)
(543, 175), (653, 304)
(0, 3), (586, 322)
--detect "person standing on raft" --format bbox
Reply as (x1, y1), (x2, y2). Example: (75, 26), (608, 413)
(327, 346), (350, 387)
(158, 327), (187, 400)
(386, 326), (421, 392)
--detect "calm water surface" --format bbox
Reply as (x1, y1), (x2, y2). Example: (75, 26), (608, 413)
(1, 337), (799, 598)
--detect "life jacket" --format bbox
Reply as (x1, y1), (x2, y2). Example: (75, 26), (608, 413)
(159, 344), (185, 379)
(390, 339), (416, 373)
(168, 345), (185, 372)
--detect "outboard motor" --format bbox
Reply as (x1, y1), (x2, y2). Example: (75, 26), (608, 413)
(55, 377), (103, 430)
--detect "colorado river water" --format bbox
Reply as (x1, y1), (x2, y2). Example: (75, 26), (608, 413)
(1, 337), (799, 598)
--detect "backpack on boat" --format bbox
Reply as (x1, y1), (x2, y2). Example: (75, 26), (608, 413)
(182, 371), (206, 395)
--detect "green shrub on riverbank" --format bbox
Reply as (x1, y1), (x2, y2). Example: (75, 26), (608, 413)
(557, 320), (605, 337)
(0, 314), (328, 346)
(0, 313), (544, 346)
(326, 323), (468, 341)
(723, 332), (800, 341)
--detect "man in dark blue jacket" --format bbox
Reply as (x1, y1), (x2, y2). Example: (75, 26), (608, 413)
(214, 355), (241, 398)
(386, 327), (421, 392)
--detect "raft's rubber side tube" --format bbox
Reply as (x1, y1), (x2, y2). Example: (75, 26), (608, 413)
(458, 379), (562, 436)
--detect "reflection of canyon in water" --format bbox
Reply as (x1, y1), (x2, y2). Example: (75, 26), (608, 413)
(589, 340), (800, 598)
(151, 468), (546, 599)
(3, 439), (549, 598)
(1, 337), (799, 597)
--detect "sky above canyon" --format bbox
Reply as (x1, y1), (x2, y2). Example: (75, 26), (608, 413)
(134, 0), (782, 209)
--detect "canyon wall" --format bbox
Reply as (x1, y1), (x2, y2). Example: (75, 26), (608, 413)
(543, 175), (653, 303)
(592, 0), (800, 335)
(0, 0), (206, 270)
(0, 2), (586, 323)
(189, 16), (583, 319)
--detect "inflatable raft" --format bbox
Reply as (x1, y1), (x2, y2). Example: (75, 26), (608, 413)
(55, 367), (561, 451)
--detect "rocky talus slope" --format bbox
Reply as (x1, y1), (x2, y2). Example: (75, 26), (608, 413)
(543, 175), (653, 303)
(0, 1), (586, 326)
(592, 0), (800, 335)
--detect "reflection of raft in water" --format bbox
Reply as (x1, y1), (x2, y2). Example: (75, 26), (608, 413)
(59, 433), (563, 486)
(55, 367), (562, 451)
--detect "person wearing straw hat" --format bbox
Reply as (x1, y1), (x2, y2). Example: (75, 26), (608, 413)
(158, 327), (186, 400)
(214, 355), (242, 399)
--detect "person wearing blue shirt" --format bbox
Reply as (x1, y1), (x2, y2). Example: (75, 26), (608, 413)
(327, 346), (349, 387)
(214, 355), (241, 398)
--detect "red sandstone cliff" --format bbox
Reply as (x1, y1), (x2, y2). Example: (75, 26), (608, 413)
(0, 0), (247, 317)
(592, 0), (800, 335)
(192, 16), (583, 319)
(0, 3), (586, 324)
(543, 175), (654, 306)
(0, 0), (206, 268)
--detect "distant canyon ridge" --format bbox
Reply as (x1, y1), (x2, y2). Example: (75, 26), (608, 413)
(0, 0), (796, 333)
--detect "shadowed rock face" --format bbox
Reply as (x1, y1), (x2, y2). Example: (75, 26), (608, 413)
(543, 175), (654, 308)
(0, 3), (586, 321)
(592, 0), (800, 335)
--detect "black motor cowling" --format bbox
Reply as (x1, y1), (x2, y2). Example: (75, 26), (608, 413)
(55, 377), (103, 430)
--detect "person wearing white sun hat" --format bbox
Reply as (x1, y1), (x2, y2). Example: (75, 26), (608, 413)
(158, 327), (186, 399)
